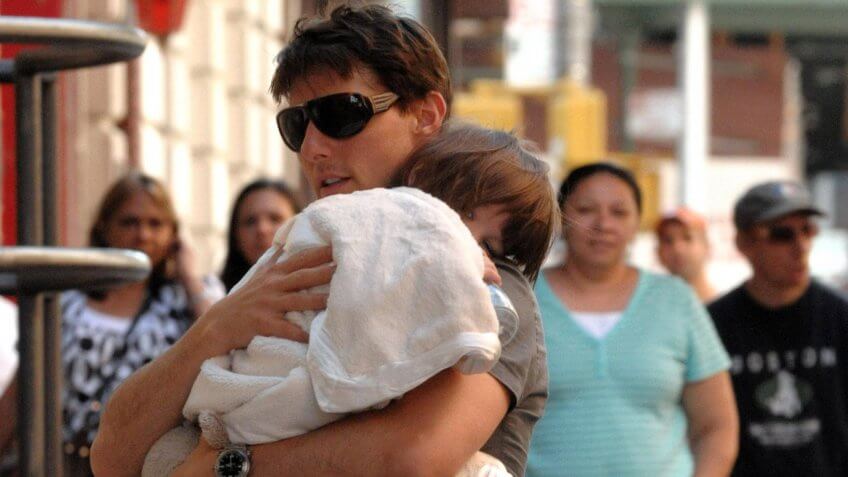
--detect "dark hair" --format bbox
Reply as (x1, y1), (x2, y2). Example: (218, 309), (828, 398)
(558, 162), (643, 213)
(88, 172), (179, 298)
(395, 121), (559, 281)
(270, 3), (451, 111)
(220, 179), (302, 291)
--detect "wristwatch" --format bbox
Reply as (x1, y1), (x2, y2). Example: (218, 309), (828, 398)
(214, 444), (251, 477)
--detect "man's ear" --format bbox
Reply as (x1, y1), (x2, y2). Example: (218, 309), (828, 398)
(411, 91), (447, 137)
(735, 230), (752, 259)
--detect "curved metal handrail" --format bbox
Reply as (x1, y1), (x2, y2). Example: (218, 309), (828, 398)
(0, 247), (151, 294)
(0, 16), (148, 77)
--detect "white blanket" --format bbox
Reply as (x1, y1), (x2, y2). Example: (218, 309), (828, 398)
(183, 187), (501, 444)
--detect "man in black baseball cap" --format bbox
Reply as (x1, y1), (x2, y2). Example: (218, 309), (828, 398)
(709, 180), (848, 477)
(733, 180), (823, 231)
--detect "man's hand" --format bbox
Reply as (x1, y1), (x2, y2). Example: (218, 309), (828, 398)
(197, 246), (334, 356)
(171, 439), (219, 477)
(90, 246), (334, 477)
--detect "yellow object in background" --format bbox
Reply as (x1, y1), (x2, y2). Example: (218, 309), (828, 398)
(548, 79), (607, 170)
(612, 152), (663, 231)
(452, 79), (523, 133)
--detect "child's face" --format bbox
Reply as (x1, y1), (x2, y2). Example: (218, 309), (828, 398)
(462, 204), (509, 257)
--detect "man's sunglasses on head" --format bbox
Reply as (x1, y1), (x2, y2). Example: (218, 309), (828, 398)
(276, 92), (399, 152)
(758, 221), (819, 244)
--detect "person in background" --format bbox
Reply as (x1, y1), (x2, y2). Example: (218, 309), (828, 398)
(709, 180), (848, 477)
(220, 179), (301, 291)
(0, 296), (17, 463)
(0, 296), (16, 396)
(0, 172), (225, 476)
(528, 162), (738, 477)
(656, 207), (717, 302)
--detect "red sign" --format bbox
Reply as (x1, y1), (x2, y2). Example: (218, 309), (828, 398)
(136, 0), (189, 38)
(0, 0), (63, 246)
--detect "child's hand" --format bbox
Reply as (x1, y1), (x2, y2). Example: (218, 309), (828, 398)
(482, 249), (502, 286)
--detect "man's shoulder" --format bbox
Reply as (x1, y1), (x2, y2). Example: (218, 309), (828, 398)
(707, 284), (747, 322)
(707, 284), (746, 311)
(810, 280), (848, 313)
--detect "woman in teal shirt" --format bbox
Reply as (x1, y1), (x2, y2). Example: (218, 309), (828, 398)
(528, 162), (738, 477)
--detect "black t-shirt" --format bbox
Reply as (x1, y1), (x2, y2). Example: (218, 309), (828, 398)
(709, 281), (848, 477)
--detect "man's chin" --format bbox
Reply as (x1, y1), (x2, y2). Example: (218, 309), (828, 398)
(780, 270), (810, 288)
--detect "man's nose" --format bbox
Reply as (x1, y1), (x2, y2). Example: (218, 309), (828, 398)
(672, 240), (688, 255)
(299, 121), (333, 163)
(793, 233), (814, 256)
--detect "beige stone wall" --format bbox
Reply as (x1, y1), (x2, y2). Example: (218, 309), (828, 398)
(64, 0), (300, 275)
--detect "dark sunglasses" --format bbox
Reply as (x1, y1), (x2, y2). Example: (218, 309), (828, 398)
(760, 222), (819, 244)
(275, 92), (400, 152)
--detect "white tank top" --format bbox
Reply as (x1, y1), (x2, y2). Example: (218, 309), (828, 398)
(570, 310), (624, 339)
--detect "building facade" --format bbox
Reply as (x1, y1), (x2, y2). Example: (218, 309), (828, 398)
(2, 0), (303, 275)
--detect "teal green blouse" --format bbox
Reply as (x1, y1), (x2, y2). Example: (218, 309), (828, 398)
(527, 270), (730, 477)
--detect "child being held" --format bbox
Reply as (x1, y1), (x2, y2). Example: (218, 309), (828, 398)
(143, 121), (558, 477)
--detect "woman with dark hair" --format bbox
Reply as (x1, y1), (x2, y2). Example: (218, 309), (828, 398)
(220, 179), (301, 291)
(0, 172), (225, 476)
(527, 162), (738, 477)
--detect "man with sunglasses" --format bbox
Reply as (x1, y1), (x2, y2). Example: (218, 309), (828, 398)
(92, 4), (547, 477)
(709, 180), (848, 477)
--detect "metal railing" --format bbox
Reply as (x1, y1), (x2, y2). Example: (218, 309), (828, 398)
(0, 16), (149, 477)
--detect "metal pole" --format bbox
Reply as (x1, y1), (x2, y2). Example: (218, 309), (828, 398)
(16, 76), (43, 245)
(619, 29), (640, 153)
(41, 74), (64, 477)
(126, 59), (140, 168)
(677, 0), (710, 209)
(16, 72), (46, 477)
(561, 0), (593, 86)
(41, 75), (57, 245)
(16, 296), (46, 477)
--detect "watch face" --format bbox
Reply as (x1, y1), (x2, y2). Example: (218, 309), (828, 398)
(215, 449), (249, 477)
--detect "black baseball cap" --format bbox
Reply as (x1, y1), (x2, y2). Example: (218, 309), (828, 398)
(733, 181), (824, 230)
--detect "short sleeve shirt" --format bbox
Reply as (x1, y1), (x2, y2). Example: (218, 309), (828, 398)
(528, 270), (730, 477)
(481, 260), (549, 477)
(61, 276), (225, 444)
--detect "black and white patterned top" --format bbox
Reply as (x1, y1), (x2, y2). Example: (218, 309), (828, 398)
(60, 277), (224, 445)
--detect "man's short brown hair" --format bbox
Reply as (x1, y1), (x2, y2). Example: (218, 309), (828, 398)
(270, 4), (451, 111)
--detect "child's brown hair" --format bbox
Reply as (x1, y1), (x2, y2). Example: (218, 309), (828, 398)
(395, 121), (559, 281)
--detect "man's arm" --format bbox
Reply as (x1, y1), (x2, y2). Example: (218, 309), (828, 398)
(174, 259), (535, 477)
(90, 247), (333, 477)
(174, 368), (511, 477)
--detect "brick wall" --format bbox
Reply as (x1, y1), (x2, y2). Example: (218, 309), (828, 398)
(592, 34), (788, 158)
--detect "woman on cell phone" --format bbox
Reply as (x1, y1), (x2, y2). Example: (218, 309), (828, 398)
(0, 172), (224, 476)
